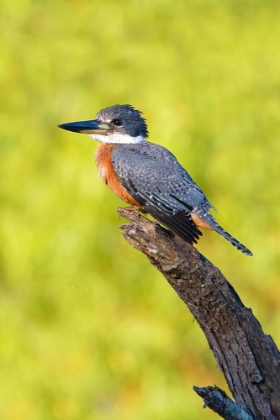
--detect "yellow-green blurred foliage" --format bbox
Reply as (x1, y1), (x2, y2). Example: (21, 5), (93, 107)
(1, 0), (280, 419)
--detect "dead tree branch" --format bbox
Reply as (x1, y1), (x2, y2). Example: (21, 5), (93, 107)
(193, 386), (253, 420)
(118, 207), (280, 420)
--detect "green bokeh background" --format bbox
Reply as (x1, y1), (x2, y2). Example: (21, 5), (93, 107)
(1, 1), (280, 419)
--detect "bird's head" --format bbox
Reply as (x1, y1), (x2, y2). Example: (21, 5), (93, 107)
(58, 104), (149, 144)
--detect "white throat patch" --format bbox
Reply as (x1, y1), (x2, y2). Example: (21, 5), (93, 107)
(88, 133), (145, 144)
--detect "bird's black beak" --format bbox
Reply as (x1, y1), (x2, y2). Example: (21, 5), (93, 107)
(58, 119), (110, 135)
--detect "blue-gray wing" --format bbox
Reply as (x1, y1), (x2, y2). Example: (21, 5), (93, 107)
(111, 142), (213, 244)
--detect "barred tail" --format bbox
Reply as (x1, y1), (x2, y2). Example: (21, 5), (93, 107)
(197, 212), (253, 256)
(213, 223), (253, 256)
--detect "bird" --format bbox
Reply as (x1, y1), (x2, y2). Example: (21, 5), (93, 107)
(58, 104), (252, 256)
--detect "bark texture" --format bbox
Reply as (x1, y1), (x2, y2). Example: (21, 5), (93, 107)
(193, 386), (254, 420)
(118, 207), (280, 420)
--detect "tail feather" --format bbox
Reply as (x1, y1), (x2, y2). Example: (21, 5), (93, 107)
(196, 211), (253, 256)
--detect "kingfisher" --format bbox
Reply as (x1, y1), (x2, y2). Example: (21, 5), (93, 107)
(58, 104), (252, 256)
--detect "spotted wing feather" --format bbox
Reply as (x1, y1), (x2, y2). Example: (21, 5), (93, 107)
(111, 142), (212, 245)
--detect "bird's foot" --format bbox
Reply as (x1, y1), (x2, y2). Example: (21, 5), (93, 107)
(118, 205), (142, 220)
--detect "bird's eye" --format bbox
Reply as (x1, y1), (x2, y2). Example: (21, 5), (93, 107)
(112, 118), (122, 126)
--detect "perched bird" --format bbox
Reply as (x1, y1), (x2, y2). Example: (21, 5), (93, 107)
(58, 104), (252, 256)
